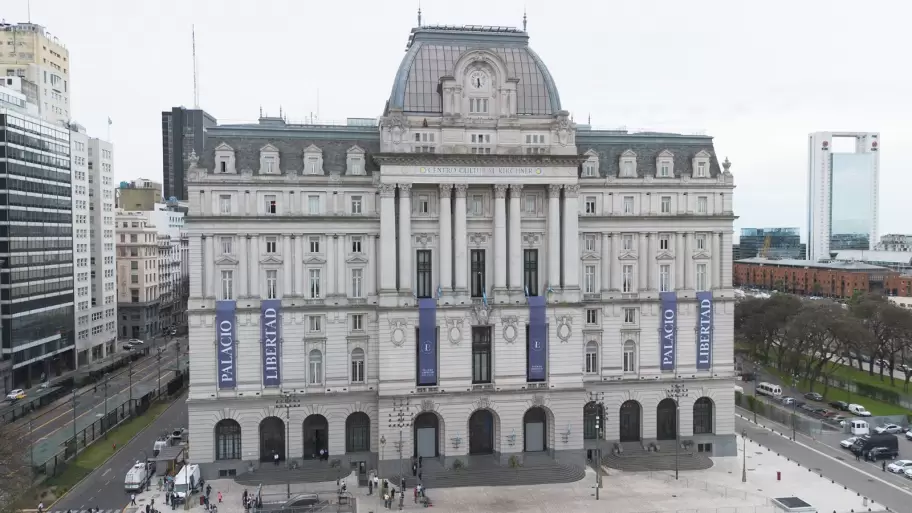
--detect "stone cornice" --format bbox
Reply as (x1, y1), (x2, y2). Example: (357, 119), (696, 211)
(371, 153), (588, 167)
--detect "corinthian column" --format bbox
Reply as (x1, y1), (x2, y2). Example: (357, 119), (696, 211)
(379, 184), (397, 292)
(293, 235), (303, 297)
(508, 184), (523, 291)
(454, 185), (468, 292)
(239, 234), (249, 298)
(638, 233), (648, 291)
(205, 236), (216, 298)
(493, 184), (508, 293)
(647, 233), (657, 291)
(398, 184), (413, 293)
(439, 185), (453, 291)
(600, 233), (610, 292)
(547, 184), (562, 289)
(562, 184), (580, 289)
(283, 234), (292, 296)
(684, 232), (695, 289)
(713, 231), (722, 289)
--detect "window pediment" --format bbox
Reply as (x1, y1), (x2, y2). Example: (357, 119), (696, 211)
(260, 255), (284, 265)
(618, 252), (639, 261)
(214, 255), (238, 265)
(304, 256), (326, 265)
(581, 253), (601, 261)
(260, 143), (279, 153)
(619, 150), (638, 177)
(655, 251), (675, 261)
(215, 142), (234, 152)
(692, 251), (711, 260)
(346, 255), (369, 264)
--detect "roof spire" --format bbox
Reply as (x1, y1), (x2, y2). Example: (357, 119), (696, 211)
(522, 8), (527, 31)
(588, 113), (591, 125)
(259, 105), (263, 117)
(418, 0), (422, 27)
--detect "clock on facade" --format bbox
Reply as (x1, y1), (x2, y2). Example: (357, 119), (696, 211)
(469, 71), (487, 89)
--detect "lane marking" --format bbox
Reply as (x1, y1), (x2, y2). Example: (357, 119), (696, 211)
(102, 468), (111, 477)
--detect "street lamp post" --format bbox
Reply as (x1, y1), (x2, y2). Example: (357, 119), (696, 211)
(664, 382), (689, 481)
(741, 429), (747, 483)
(72, 388), (78, 456)
(387, 398), (413, 488)
(276, 390), (301, 499)
(128, 356), (134, 417)
(103, 372), (109, 439)
(588, 391), (605, 500)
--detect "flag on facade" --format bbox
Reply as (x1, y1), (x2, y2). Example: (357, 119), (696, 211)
(482, 290), (488, 307)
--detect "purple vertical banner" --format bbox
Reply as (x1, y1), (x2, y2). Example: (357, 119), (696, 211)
(696, 291), (713, 370)
(527, 295), (547, 381)
(659, 292), (677, 371)
(418, 298), (437, 386)
(216, 300), (237, 389)
(261, 299), (281, 387)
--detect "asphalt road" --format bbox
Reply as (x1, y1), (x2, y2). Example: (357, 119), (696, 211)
(52, 392), (188, 512)
(737, 414), (912, 512)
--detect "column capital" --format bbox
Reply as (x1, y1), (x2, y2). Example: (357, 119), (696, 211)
(454, 184), (469, 198)
(398, 183), (413, 194)
(510, 184), (524, 193)
(494, 184), (509, 198)
(439, 184), (453, 198)
(548, 184), (562, 198)
(378, 184), (396, 197)
(563, 184), (581, 198)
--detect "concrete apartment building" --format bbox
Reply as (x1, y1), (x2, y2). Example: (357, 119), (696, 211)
(0, 22), (71, 125)
(70, 124), (117, 365)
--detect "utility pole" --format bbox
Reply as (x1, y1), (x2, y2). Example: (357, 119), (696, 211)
(72, 388), (77, 455)
(588, 391), (605, 500)
(276, 390), (301, 499)
(157, 348), (162, 398)
(103, 372), (109, 439)
(665, 382), (689, 480)
(128, 356), (134, 417)
(387, 398), (413, 488)
(29, 414), (34, 480)
(741, 429), (747, 482)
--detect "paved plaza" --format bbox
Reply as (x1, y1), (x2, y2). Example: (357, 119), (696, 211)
(116, 435), (885, 513)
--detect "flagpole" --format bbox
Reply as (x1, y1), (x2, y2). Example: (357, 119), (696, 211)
(107, 117), (111, 141)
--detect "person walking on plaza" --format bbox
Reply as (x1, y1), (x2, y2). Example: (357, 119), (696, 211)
(131, 494), (137, 506)
(273, 451), (279, 466)
(37, 503), (44, 513)
(368, 476), (373, 495)
(218, 491), (222, 503)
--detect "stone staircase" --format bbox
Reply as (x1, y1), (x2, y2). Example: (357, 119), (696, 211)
(602, 441), (714, 472)
(391, 454), (586, 489)
(235, 460), (349, 486)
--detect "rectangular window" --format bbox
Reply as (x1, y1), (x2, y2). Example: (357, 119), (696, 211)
(219, 195), (231, 214)
(623, 196), (634, 214)
(351, 236), (363, 253)
(309, 269), (321, 298)
(661, 196), (671, 213)
(585, 347), (598, 374)
(696, 234), (706, 251)
(416, 249), (432, 298)
(351, 314), (364, 331)
(266, 270), (278, 299)
(584, 265), (596, 293)
(308, 315), (322, 332)
(471, 195), (483, 215)
(696, 263), (708, 291)
(351, 196), (362, 214)
(472, 327), (492, 384)
(622, 234), (634, 251)
(583, 162), (596, 177)
(524, 249), (539, 296)
(418, 195), (430, 214)
(624, 345), (636, 372)
(585, 196), (597, 214)
(220, 161), (227, 173)
(660, 264), (671, 292)
(660, 163), (670, 177)
(470, 249), (486, 298)
(586, 308), (598, 325)
(697, 161), (707, 177)
(622, 265), (634, 292)
(524, 195), (536, 214)
(623, 161), (634, 177)
(309, 353), (323, 384)
(220, 270), (233, 300)
(265, 237), (277, 254)
(351, 352), (365, 383)
(264, 156), (275, 173)
(659, 235), (670, 251)
(308, 195), (319, 214)
(351, 268), (363, 298)
(697, 196), (708, 214)
(265, 195), (277, 215)
(309, 236), (320, 253)
(584, 234), (596, 252)
(623, 307), (637, 324)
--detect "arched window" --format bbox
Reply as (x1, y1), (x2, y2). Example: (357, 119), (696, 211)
(351, 348), (365, 383)
(585, 341), (598, 374)
(623, 340), (637, 372)
(346, 412), (371, 452)
(693, 397), (714, 434)
(309, 349), (323, 385)
(215, 419), (241, 460)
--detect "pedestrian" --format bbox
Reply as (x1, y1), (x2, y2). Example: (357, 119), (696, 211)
(165, 493), (170, 506)
(883, 460), (887, 472)
(414, 486), (418, 503)
(368, 477), (373, 495)
(131, 494), (137, 506)
(273, 451), (279, 466)
(855, 451), (860, 461)
(218, 491), (222, 503)
(412, 461), (417, 477)
(37, 503), (44, 513)
(145, 503), (150, 513)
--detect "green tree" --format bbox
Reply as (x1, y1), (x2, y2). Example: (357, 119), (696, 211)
(0, 420), (30, 513)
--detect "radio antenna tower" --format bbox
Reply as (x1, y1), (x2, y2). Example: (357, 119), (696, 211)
(192, 25), (200, 108)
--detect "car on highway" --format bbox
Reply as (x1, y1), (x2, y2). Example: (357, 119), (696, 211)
(830, 401), (850, 411)
(123, 343), (135, 351)
(849, 404), (872, 417)
(5, 389), (25, 401)
(904, 431), (912, 441)
(866, 446), (899, 461)
(781, 396), (796, 405)
(129, 338), (144, 345)
(804, 392), (824, 401)
(840, 436), (859, 449)
(887, 460), (912, 473)
(875, 424), (905, 434)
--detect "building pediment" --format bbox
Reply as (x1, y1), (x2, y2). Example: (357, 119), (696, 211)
(658, 149), (675, 158)
(215, 142), (234, 152)
(260, 255), (284, 265)
(583, 149), (599, 158)
(621, 149), (637, 158)
(694, 149), (711, 158)
(214, 255), (238, 265)
(260, 143), (279, 153)
(692, 251), (711, 260)
(618, 252), (639, 261)
(655, 251), (675, 261)
(304, 256), (326, 265)
(346, 254), (369, 264)
(581, 253), (601, 261)
(303, 144), (322, 155)
(347, 145), (365, 155)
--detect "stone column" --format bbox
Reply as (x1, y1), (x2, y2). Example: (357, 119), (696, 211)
(509, 184), (523, 291)
(294, 235), (304, 297)
(245, 191), (253, 216)
(647, 233), (657, 291)
(638, 233), (648, 291)
(205, 236), (216, 298)
(379, 185), (397, 292)
(239, 234), (249, 298)
(722, 230), (733, 289)
(453, 185), (468, 291)
(249, 235), (260, 295)
(367, 234), (377, 296)
(713, 231), (722, 289)
(561, 185), (580, 289)
(337, 234), (346, 296)
(547, 185), (562, 289)
(283, 234), (292, 296)
(675, 233), (685, 290)
(326, 234), (336, 296)
(600, 233), (611, 292)
(610, 232), (620, 291)
(439, 185), (453, 291)
(684, 232), (694, 290)
(493, 184), (508, 292)
(398, 184), (412, 293)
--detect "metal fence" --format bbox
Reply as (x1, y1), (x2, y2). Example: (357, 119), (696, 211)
(734, 393), (829, 436)
(627, 508), (776, 513)
(644, 472), (771, 503)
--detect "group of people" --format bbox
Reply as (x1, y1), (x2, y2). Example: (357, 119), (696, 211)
(366, 469), (430, 509)
(241, 489), (262, 512)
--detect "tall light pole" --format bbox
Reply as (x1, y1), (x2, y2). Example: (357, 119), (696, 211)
(741, 429), (747, 483)
(103, 372), (109, 439)
(588, 391), (605, 500)
(387, 398), (413, 487)
(72, 388), (77, 454)
(29, 414), (34, 480)
(128, 355), (134, 417)
(276, 390), (301, 499)
(664, 382), (689, 481)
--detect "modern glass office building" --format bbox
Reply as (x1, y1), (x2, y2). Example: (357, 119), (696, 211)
(739, 228), (804, 259)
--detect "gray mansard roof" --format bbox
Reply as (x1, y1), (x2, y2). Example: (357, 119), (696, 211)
(387, 25), (562, 116)
(576, 129), (723, 178)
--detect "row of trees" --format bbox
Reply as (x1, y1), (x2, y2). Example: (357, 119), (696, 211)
(736, 293), (912, 395)
(0, 420), (29, 513)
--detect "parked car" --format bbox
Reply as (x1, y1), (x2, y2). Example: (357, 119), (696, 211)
(6, 389), (25, 401)
(875, 424), (905, 434)
(831, 415), (847, 423)
(830, 401), (850, 411)
(804, 392), (824, 401)
(867, 446), (900, 461)
(840, 437), (859, 449)
(887, 460), (912, 473)
(903, 467), (912, 479)
(781, 397), (796, 405)
(904, 431), (912, 441)
(129, 338), (144, 345)
(123, 343), (134, 351)
(812, 408), (829, 416)
(849, 404), (872, 417)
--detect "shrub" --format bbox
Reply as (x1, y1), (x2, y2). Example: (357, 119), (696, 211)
(508, 455), (521, 468)
(452, 458), (464, 471)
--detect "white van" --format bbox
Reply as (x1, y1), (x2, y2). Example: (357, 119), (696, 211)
(850, 420), (870, 436)
(124, 461), (149, 492)
(849, 404), (872, 417)
(174, 464), (200, 499)
(755, 382), (782, 398)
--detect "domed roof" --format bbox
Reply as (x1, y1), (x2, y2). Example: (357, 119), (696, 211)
(387, 25), (562, 116)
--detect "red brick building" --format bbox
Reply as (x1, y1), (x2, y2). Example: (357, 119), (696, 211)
(733, 257), (912, 299)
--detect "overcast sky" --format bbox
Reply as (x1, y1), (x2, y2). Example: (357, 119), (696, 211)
(7, 0), (911, 240)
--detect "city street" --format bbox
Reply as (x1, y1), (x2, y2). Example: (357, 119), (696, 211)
(49, 392), (188, 513)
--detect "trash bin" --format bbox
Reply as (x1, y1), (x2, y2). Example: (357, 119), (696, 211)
(200, 496), (205, 506)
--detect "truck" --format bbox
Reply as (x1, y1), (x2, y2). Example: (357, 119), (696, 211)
(174, 464), (201, 499)
(124, 461), (150, 492)
(850, 433), (899, 460)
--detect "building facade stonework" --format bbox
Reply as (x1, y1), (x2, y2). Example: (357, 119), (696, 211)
(186, 25), (737, 479)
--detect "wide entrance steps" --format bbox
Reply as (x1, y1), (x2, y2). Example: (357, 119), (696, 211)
(602, 441), (714, 472)
(391, 455), (586, 489)
(235, 460), (349, 486)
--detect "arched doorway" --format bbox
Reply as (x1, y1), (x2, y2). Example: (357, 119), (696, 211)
(693, 397), (714, 434)
(214, 419), (242, 461)
(656, 398), (677, 440)
(302, 414), (328, 460)
(259, 416), (285, 462)
(619, 400), (641, 442)
(413, 412), (440, 458)
(523, 407), (547, 452)
(345, 412), (371, 453)
(468, 410), (494, 455)
(583, 402), (604, 440)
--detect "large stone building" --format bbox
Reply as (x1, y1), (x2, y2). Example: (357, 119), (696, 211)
(186, 24), (737, 479)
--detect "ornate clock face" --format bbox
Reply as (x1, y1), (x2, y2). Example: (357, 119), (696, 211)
(470, 71), (487, 89)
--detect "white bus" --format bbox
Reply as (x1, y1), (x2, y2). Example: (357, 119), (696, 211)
(755, 382), (782, 398)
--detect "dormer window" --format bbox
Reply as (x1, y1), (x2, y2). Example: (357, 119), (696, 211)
(259, 144), (281, 175)
(214, 142), (236, 174)
(303, 144), (324, 175)
(219, 161), (227, 173)
(619, 150), (637, 177)
(264, 156), (275, 174)
(346, 145), (366, 176)
(691, 150), (711, 178)
(582, 150), (600, 177)
(697, 162), (707, 177)
(622, 161), (634, 177)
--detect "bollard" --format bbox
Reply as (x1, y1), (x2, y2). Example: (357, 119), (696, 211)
(777, 471), (781, 481)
